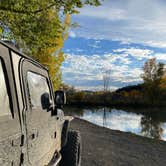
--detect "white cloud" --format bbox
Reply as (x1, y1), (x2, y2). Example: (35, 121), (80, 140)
(154, 53), (166, 61)
(62, 52), (144, 90)
(73, 0), (166, 48)
(78, 6), (127, 21)
(75, 48), (84, 52)
(75, 85), (118, 91)
(114, 48), (153, 60)
(69, 30), (76, 38)
(111, 67), (143, 83)
(145, 41), (166, 48)
(88, 43), (101, 48)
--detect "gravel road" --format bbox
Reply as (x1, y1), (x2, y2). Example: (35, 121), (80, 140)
(70, 118), (166, 166)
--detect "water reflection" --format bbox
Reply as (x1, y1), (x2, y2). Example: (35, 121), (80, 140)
(64, 106), (166, 141)
(141, 114), (163, 139)
(103, 107), (107, 127)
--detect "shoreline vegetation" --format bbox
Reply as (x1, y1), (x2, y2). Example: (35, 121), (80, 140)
(63, 83), (166, 111)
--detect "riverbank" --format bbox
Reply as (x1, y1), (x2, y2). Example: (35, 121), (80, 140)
(65, 104), (166, 114)
(66, 103), (166, 112)
(70, 118), (166, 166)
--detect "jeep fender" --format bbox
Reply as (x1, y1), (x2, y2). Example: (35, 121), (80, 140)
(61, 116), (73, 148)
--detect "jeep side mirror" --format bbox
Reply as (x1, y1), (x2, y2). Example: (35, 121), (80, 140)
(41, 92), (52, 111)
(54, 90), (66, 109)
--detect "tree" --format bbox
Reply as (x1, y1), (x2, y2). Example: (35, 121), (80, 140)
(141, 58), (165, 104)
(0, 0), (101, 89)
(103, 69), (111, 92)
(102, 69), (110, 126)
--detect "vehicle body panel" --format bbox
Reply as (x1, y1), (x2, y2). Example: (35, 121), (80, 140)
(0, 43), (22, 166)
(0, 41), (67, 165)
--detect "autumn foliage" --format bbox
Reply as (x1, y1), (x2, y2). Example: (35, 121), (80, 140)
(0, 0), (101, 89)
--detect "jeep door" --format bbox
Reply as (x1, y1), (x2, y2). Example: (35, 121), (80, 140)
(0, 45), (22, 165)
(22, 60), (58, 165)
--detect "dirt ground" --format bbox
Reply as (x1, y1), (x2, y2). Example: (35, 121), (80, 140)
(70, 118), (166, 166)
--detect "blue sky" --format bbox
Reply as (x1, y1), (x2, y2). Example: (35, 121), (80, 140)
(62, 0), (166, 91)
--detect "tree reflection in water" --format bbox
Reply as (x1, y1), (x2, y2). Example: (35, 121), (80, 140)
(103, 107), (107, 127)
(64, 106), (166, 141)
(141, 114), (163, 140)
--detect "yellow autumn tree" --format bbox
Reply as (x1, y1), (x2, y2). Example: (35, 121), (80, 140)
(0, 1), (101, 90)
(32, 13), (71, 89)
(159, 77), (166, 89)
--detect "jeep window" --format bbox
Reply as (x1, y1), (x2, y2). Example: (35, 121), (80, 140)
(0, 59), (11, 116)
(27, 71), (51, 109)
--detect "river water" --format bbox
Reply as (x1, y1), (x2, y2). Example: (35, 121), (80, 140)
(64, 106), (166, 141)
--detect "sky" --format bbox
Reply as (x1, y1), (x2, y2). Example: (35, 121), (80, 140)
(62, 0), (166, 91)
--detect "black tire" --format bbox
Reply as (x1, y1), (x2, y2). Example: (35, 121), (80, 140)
(60, 130), (81, 166)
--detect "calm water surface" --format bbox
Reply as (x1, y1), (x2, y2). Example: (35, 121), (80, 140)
(64, 106), (166, 141)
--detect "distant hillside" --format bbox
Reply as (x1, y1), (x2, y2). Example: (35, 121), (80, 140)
(81, 90), (94, 94)
(115, 84), (143, 93)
